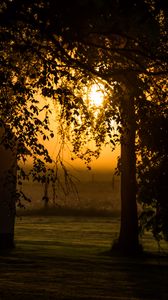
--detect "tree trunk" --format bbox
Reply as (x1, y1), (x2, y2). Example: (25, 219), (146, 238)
(0, 129), (17, 249)
(112, 80), (141, 255)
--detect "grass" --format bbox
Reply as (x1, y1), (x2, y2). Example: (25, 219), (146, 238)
(0, 215), (168, 299)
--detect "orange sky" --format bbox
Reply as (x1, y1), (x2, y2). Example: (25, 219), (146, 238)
(37, 94), (120, 173)
(48, 137), (119, 171)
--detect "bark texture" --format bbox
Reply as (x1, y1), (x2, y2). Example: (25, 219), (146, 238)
(112, 77), (141, 255)
(0, 129), (17, 249)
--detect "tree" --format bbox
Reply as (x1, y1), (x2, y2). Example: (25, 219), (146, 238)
(137, 76), (168, 242)
(0, 0), (98, 249)
(0, 127), (17, 249)
(0, 12), (54, 248)
(1, 0), (167, 253)
(0, 0), (78, 248)
(60, 0), (167, 254)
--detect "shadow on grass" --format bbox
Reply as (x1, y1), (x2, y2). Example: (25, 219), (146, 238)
(0, 239), (168, 300)
(1, 214), (168, 300)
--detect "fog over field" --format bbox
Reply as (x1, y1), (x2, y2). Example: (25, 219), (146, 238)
(17, 168), (121, 215)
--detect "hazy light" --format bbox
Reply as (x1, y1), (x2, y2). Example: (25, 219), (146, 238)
(88, 83), (105, 107)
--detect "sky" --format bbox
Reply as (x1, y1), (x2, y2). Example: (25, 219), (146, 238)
(40, 87), (120, 174)
(48, 135), (119, 172)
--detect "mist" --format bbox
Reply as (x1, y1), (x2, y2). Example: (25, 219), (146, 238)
(17, 168), (121, 216)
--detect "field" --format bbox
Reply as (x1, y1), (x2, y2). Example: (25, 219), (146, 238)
(18, 175), (121, 213)
(0, 215), (168, 300)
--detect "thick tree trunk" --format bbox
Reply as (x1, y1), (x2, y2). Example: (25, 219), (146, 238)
(119, 94), (139, 253)
(112, 80), (141, 255)
(0, 130), (17, 249)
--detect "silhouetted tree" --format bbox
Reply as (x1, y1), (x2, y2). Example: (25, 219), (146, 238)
(62, 0), (167, 253)
(0, 127), (17, 248)
(137, 77), (168, 242)
(0, 0), (167, 253)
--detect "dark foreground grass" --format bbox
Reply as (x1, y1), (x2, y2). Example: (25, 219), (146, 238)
(0, 215), (168, 300)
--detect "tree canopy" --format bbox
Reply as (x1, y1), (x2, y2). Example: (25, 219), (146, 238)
(1, 0), (168, 250)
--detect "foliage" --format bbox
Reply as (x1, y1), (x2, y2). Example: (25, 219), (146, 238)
(0, 0), (90, 206)
(138, 152), (168, 242)
(137, 77), (168, 241)
(0, 0), (168, 244)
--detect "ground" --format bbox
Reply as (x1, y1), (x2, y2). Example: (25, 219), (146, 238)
(0, 215), (168, 299)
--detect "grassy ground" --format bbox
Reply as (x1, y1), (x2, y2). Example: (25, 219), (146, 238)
(0, 215), (168, 300)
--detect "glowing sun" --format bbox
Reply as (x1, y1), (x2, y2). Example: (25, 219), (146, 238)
(88, 83), (105, 106)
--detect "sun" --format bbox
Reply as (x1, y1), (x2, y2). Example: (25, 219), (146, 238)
(88, 83), (105, 107)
